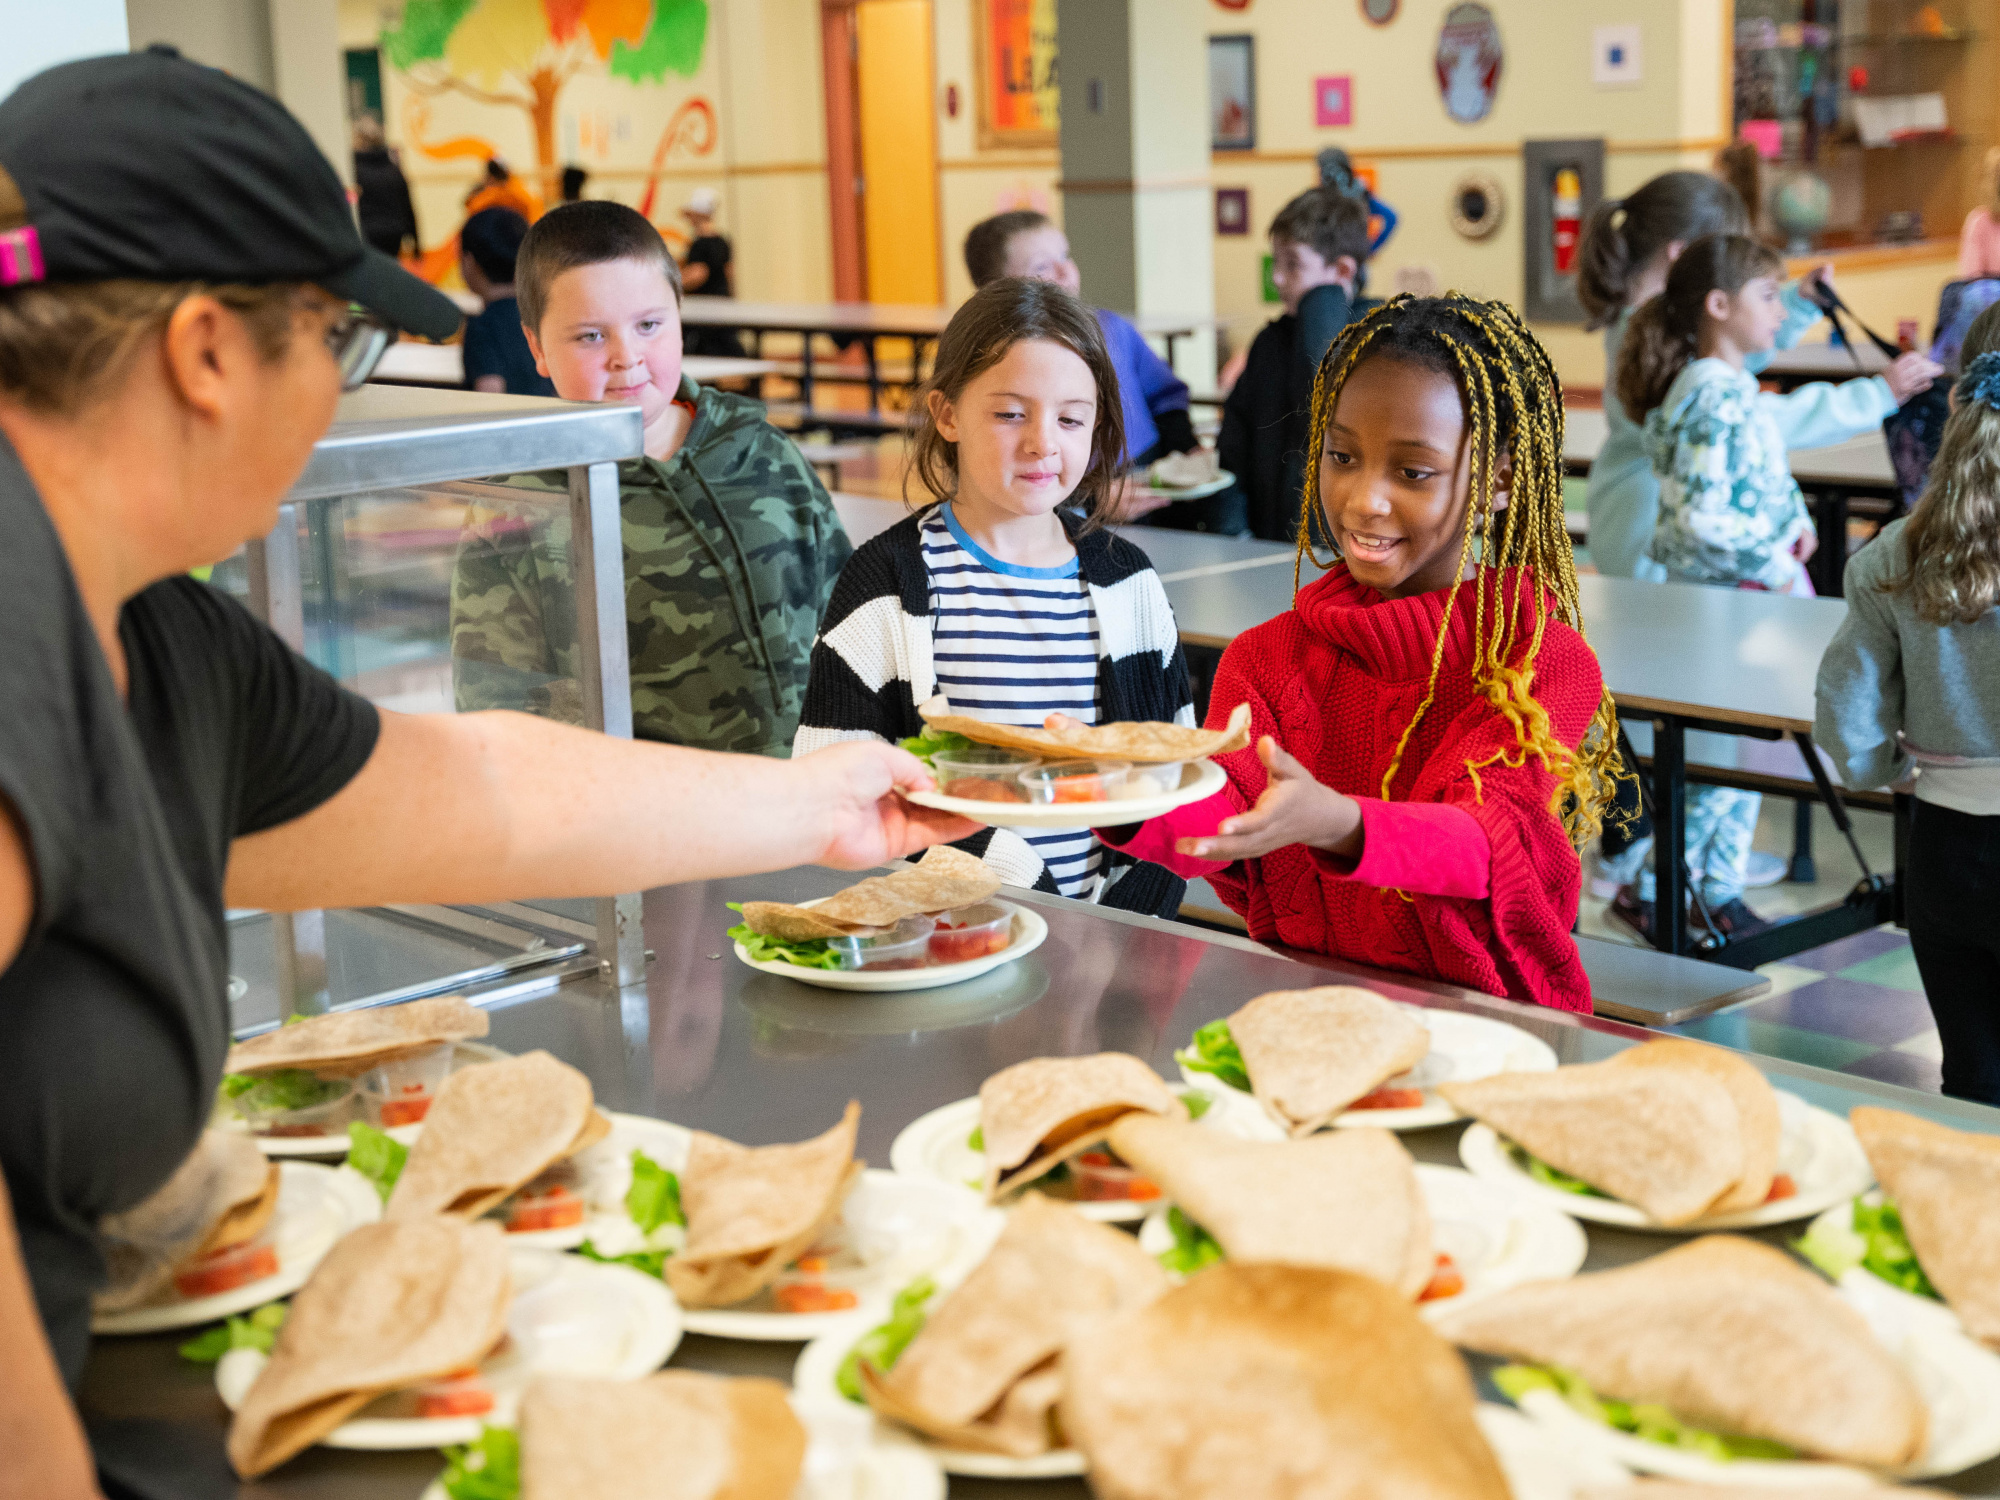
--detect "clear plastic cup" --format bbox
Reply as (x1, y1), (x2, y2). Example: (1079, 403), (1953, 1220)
(1017, 760), (1134, 804)
(827, 914), (938, 971)
(1071, 1150), (1163, 1203)
(931, 746), (1040, 802)
(413, 1369), (496, 1419)
(928, 902), (1014, 964)
(173, 1232), (280, 1300)
(1108, 762), (1188, 801)
(503, 1169), (586, 1233)
(359, 1042), (455, 1128)
(229, 1072), (357, 1139)
(771, 1241), (868, 1314)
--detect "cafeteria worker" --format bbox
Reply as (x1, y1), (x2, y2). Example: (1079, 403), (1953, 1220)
(0, 50), (972, 1499)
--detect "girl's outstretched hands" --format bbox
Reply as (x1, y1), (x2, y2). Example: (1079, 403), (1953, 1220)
(1176, 736), (1364, 862)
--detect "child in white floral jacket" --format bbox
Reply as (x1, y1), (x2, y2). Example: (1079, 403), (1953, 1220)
(1610, 233), (1941, 938)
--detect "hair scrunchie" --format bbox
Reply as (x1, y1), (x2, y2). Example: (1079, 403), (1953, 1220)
(1956, 350), (2000, 413)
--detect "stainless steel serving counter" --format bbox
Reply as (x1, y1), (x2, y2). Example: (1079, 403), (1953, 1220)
(80, 870), (2000, 1498)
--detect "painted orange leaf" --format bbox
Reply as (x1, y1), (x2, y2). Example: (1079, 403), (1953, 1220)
(579, 0), (653, 57)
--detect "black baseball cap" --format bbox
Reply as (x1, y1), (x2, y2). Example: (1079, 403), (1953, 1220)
(0, 47), (461, 341)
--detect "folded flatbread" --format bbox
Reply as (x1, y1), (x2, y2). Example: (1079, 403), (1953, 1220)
(519, 1372), (806, 1500)
(1852, 1106), (2000, 1346)
(224, 995), (489, 1079)
(227, 1218), (512, 1477)
(667, 1101), (862, 1309)
(979, 1053), (1184, 1202)
(96, 1131), (282, 1313)
(386, 1051), (608, 1222)
(1434, 1235), (1928, 1470)
(1607, 1039), (1780, 1213)
(739, 846), (1003, 943)
(1109, 1116), (1434, 1298)
(1439, 1049), (1746, 1226)
(862, 1193), (1168, 1456)
(918, 694), (1253, 764)
(1063, 1262), (1512, 1500)
(1228, 987), (1432, 1136)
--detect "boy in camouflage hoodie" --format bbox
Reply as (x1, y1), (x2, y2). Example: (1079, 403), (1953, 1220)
(450, 201), (849, 756)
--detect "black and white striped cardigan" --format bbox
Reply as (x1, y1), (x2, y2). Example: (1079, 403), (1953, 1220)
(793, 507), (1196, 918)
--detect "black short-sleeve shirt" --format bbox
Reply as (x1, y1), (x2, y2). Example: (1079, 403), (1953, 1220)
(0, 436), (380, 1385)
(461, 294), (556, 397)
(683, 234), (733, 299)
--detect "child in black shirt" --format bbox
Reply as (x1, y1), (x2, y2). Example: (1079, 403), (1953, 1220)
(460, 207), (556, 397)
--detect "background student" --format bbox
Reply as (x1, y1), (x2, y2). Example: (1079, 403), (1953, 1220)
(458, 208), (555, 397)
(450, 200), (849, 756)
(1960, 148), (2000, 280)
(679, 186), (744, 358)
(350, 112), (419, 260)
(1614, 233), (1941, 940)
(1818, 308), (2000, 1106)
(1218, 187), (1372, 542)
(794, 278), (1195, 917)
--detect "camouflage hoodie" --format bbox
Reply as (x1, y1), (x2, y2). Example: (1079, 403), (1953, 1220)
(449, 377), (852, 755)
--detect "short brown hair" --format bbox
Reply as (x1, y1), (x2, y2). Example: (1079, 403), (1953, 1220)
(964, 210), (1054, 289)
(905, 278), (1125, 527)
(1269, 187), (1371, 268)
(0, 280), (297, 415)
(516, 200), (680, 331)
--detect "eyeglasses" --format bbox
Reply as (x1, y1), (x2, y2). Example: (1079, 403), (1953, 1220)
(322, 303), (398, 391)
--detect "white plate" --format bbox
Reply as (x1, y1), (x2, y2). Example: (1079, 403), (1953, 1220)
(1475, 1403), (1632, 1500)
(1136, 1163), (1586, 1321)
(734, 901), (1050, 994)
(216, 1247), (682, 1450)
(215, 1040), (510, 1160)
(1502, 1272), (2000, 1483)
(1459, 1090), (1873, 1232)
(1803, 1191), (1965, 1333)
(1146, 467), (1235, 501)
(1179, 1009), (1558, 1134)
(92, 1163), (381, 1335)
(501, 1110), (694, 1252)
(793, 1316), (1088, 1479)
(902, 758), (1227, 831)
(889, 1088), (1255, 1226)
(680, 1170), (1006, 1342)
(418, 1396), (947, 1500)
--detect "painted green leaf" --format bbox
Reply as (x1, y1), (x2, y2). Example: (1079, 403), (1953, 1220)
(382, 0), (483, 70)
(609, 0), (708, 82)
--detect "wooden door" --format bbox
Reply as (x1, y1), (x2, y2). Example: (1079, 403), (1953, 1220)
(820, 2), (866, 303)
(855, 0), (941, 305)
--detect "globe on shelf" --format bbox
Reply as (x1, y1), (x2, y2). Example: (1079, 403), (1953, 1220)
(1771, 170), (1832, 254)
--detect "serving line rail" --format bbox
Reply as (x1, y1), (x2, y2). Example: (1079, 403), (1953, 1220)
(80, 868), (2000, 1498)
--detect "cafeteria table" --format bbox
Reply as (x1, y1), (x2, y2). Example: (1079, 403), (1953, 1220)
(1562, 405), (1901, 596)
(79, 869), (2000, 1498)
(368, 341), (783, 389)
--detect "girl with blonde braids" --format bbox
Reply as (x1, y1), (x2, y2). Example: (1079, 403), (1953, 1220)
(1101, 294), (1618, 1010)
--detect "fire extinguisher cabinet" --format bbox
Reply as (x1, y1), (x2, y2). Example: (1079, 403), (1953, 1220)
(1522, 137), (1605, 324)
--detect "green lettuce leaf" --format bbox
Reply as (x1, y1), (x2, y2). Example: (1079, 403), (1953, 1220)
(225, 1069), (345, 1114)
(1507, 1142), (1611, 1199)
(967, 1125), (983, 1152)
(1157, 1206), (1225, 1277)
(576, 1241), (672, 1279)
(625, 1150), (684, 1237)
(897, 728), (974, 766)
(439, 1425), (521, 1500)
(725, 905), (842, 970)
(1494, 1364), (1795, 1462)
(836, 1277), (936, 1403)
(178, 1301), (287, 1364)
(347, 1122), (409, 1203)
(1174, 1020), (1250, 1093)
(1854, 1198), (1940, 1300)
(1178, 1089), (1212, 1121)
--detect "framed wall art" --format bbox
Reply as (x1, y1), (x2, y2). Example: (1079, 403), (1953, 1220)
(974, 0), (1059, 150)
(1215, 186), (1250, 235)
(1314, 74), (1352, 127)
(1361, 0), (1399, 23)
(1209, 34), (1256, 151)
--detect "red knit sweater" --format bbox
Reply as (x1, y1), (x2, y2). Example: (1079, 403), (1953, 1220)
(1200, 564), (1602, 1012)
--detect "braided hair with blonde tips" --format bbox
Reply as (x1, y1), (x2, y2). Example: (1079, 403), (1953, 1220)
(1293, 292), (1625, 847)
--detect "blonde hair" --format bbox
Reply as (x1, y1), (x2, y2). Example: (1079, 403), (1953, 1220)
(1883, 352), (2000, 625)
(1296, 293), (1622, 847)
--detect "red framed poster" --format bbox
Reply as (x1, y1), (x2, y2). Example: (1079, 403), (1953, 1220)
(975, 0), (1059, 149)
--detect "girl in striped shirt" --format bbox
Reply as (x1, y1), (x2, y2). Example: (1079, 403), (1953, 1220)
(793, 278), (1195, 915)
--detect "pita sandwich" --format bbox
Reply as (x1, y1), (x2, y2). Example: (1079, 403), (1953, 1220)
(385, 1051), (608, 1222)
(1108, 1116), (1434, 1298)
(667, 1102), (862, 1309)
(978, 1053), (1185, 1202)
(1852, 1106), (2000, 1346)
(227, 1218), (512, 1477)
(224, 995), (488, 1079)
(1228, 987), (1431, 1135)
(96, 1130), (282, 1313)
(739, 846), (1002, 943)
(917, 694), (1253, 764)
(1062, 1262), (1512, 1500)
(1439, 1052), (1746, 1226)
(1434, 1235), (1928, 1470)
(861, 1193), (1168, 1456)
(1607, 1039), (1781, 1212)
(518, 1372), (806, 1500)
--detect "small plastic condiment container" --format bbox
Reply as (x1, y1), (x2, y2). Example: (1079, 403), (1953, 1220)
(504, 1176), (586, 1233)
(359, 1042), (456, 1128)
(232, 1074), (357, 1139)
(1107, 762), (1187, 801)
(1017, 760), (1133, 804)
(1070, 1150), (1163, 1202)
(414, 1369), (496, 1419)
(173, 1233), (281, 1300)
(928, 902), (1014, 964)
(771, 1247), (867, 1314)
(931, 746), (1040, 803)
(827, 914), (938, 971)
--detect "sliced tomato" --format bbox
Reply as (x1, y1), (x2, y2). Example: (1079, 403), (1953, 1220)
(377, 1094), (431, 1127)
(929, 929), (1011, 963)
(173, 1242), (279, 1300)
(1348, 1087), (1426, 1111)
(774, 1283), (859, 1314)
(1418, 1253), (1465, 1303)
(1764, 1172), (1798, 1202)
(506, 1184), (585, 1233)
(417, 1374), (496, 1418)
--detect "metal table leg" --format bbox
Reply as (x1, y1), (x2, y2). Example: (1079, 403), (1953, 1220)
(864, 337), (881, 416)
(1790, 797), (1816, 883)
(797, 329), (816, 412)
(1654, 716), (1689, 955)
